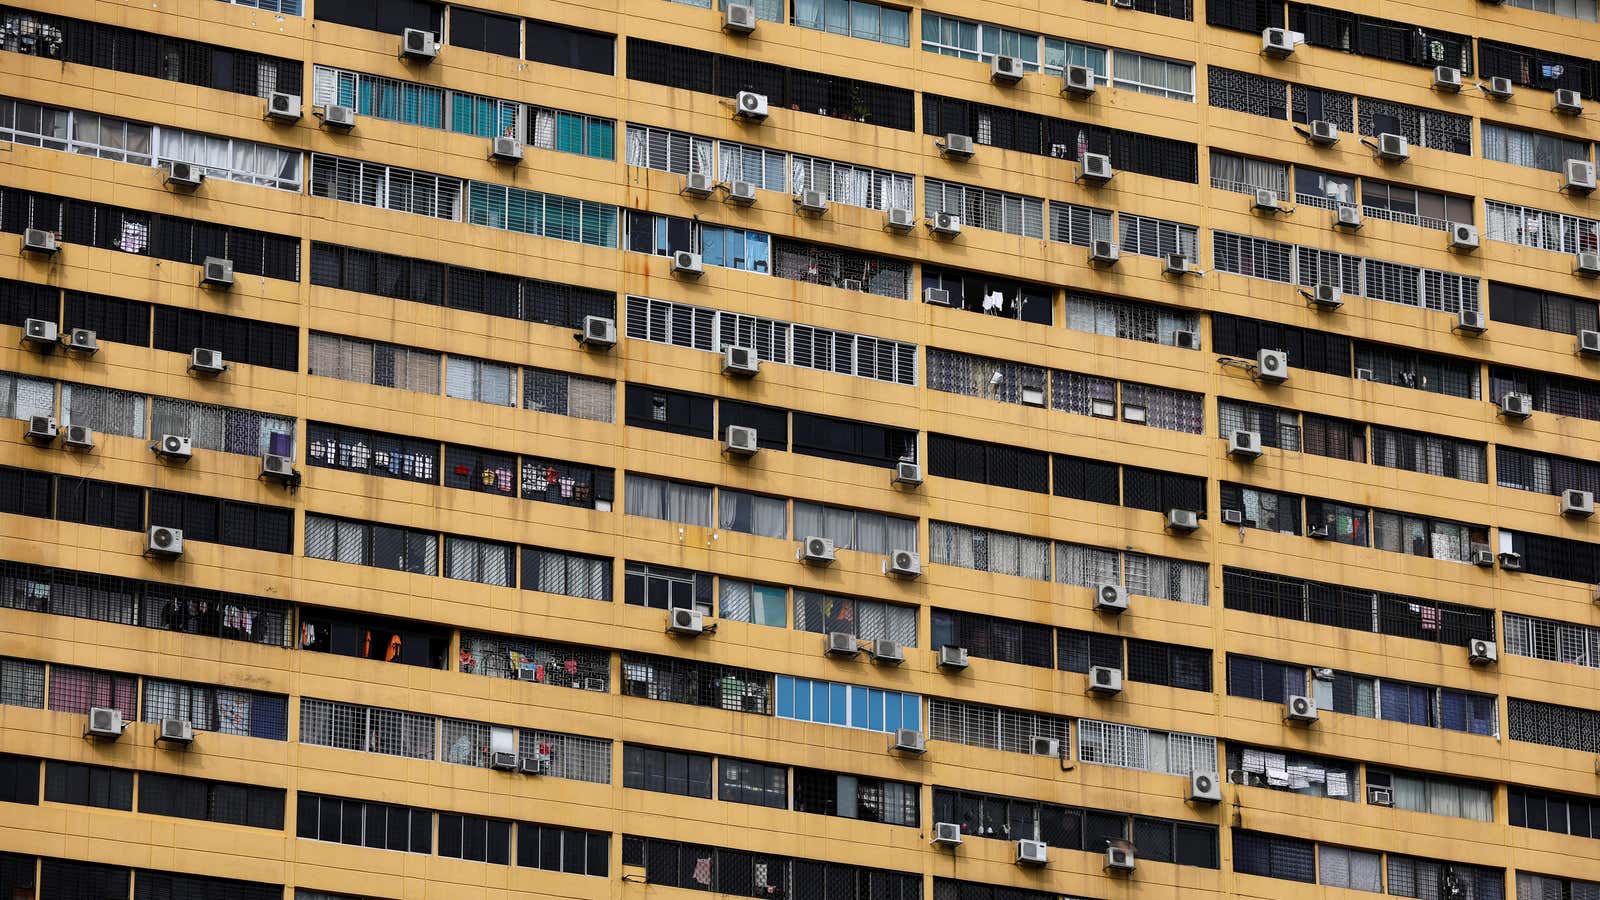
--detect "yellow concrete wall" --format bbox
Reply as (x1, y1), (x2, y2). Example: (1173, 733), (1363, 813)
(2, 0), (1600, 897)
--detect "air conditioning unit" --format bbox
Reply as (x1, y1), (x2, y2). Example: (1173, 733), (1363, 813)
(724, 2), (757, 33)
(147, 525), (184, 558)
(1093, 582), (1129, 614)
(1063, 64), (1096, 97)
(1284, 694), (1318, 723)
(1356, 367), (1375, 381)
(1566, 160), (1597, 195)
(518, 754), (550, 775)
(872, 640), (905, 665)
(1471, 548), (1496, 567)
(1228, 430), (1263, 459)
(1167, 508), (1199, 533)
(801, 536), (836, 565)
(885, 207), (916, 232)
(1563, 488), (1596, 518)
(1433, 66), (1462, 92)
(1080, 153), (1114, 184)
(1482, 76), (1514, 99)
(1555, 89), (1584, 115)
(63, 425), (93, 450)
(1335, 205), (1363, 229)
(166, 162), (205, 190)
(891, 729), (925, 754)
(796, 190), (829, 215)
(826, 631), (860, 657)
(579, 316), (617, 350)
(1016, 840), (1047, 866)
(24, 415), (57, 444)
(888, 550), (921, 578)
(938, 645), (969, 670)
(1308, 523), (1330, 539)
(1164, 254), (1191, 276)
(1581, 330), (1600, 357)
(1021, 384), (1045, 407)
(1105, 846), (1136, 872)
(668, 607), (706, 636)
(85, 707), (124, 740)
(261, 453), (296, 483)
(735, 91), (769, 121)
(490, 136), (523, 163)
(991, 54), (1024, 85)
(1500, 551), (1524, 571)
(727, 180), (758, 205)
(1500, 392), (1533, 419)
(21, 227), (57, 255)
(940, 133), (975, 160)
(201, 257), (234, 289)
(1369, 786), (1394, 807)
(1089, 240), (1120, 265)
(154, 434), (193, 461)
(189, 347), (227, 375)
(725, 425), (759, 456)
(1376, 133), (1410, 161)
(684, 172), (715, 198)
(923, 287), (952, 307)
(401, 28), (438, 61)
(1579, 252), (1600, 277)
(1308, 119), (1340, 146)
(894, 461), (923, 486)
(65, 328), (97, 354)
(1454, 308), (1486, 336)
(1308, 283), (1343, 310)
(265, 92), (302, 123)
(158, 717), (194, 746)
(1253, 189), (1281, 212)
(321, 104), (357, 132)
(672, 250), (704, 278)
(1468, 638), (1498, 665)
(490, 751), (519, 771)
(1112, 0), (1134, 6)
(1175, 330), (1200, 350)
(1262, 27), (1296, 58)
(932, 823), (962, 847)
(1088, 665), (1123, 695)
(1256, 348), (1289, 383)
(1222, 509), (1245, 526)
(22, 317), (57, 348)
(1189, 771), (1222, 803)
(1031, 736), (1059, 757)
(723, 344), (759, 376)
(1450, 223), (1480, 251)
(930, 212), (962, 237)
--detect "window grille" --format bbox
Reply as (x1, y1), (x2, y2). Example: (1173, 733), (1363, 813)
(1209, 151), (1288, 196)
(151, 396), (293, 456)
(928, 697), (1068, 754)
(1386, 855), (1505, 900)
(1047, 200), (1114, 248)
(1356, 97), (1471, 154)
(0, 657), (44, 708)
(1223, 567), (1493, 645)
(1076, 718), (1218, 774)
(1370, 427), (1485, 482)
(1207, 67), (1286, 118)
(141, 678), (288, 739)
(1213, 232), (1480, 316)
(465, 182), (618, 248)
(789, 154), (913, 211)
(794, 591), (916, 645)
(296, 793), (431, 853)
(626, 124), (714, 175)
(299, 697), (437, 759)
(523, 367), (613, 422)
(1118, 382), (1203, 434)
(795, 768), (919, 826)
(717, 140), (788, 192)
(1118, 213), (1197, 260)
(1219, 399), (1300, 450)
(926, 348), (1049, 405)
(521, 729), (613, 783)
(46, 664), (136, 716)
(444, 535), (515, 587)
(924, 179), (1043, 238)
(519, 546), (611, 600)
(58, 383), (143, 438)
(1063, 291), (1198, 347)
(1050, 370), (1117, 418)
(1482, 123), (1591, 173)
(460, 631), (611, 691)
(792, 501), (915, 555)
(770, 238), (913, 300)
(1226, 744), (1359, 801)
(305, 514), (440, 575)
(1355, 344), (1479, 399)
(622, 835), (921, 900)
(621, 653), (771, 714)
(309, 153), (460, 220)
(928, 522), (1051, 581)
(307, 333), (441, 393)
(515, 823), (610, 875)
(929, 608), (1053, 668)
(1213, 231), (1295, 282)
(1486, 200), (1600, 255)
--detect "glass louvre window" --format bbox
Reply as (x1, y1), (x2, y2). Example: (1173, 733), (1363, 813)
(794, 591), (916, 645)
(625, 124), (714, 175)
(717, 141), (787, 192)
(309, 154), (462, 220)
(527, 106), (614, 159)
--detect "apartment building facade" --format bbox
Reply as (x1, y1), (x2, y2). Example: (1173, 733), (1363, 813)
(1, 0), (1599, 897)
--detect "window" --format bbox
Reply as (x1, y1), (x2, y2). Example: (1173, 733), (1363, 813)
(1292, 165), (1355, 210)
(1519, 874), (1600, 900)
(624, 562), (710, 613)
(799, 0), (910, 45)
(524, 368), (613, 422)
(138, 772), (284, 829)
(309, 154), (461, 220)
(527, 105), (614, 159)
(1303, 414), (1367, 462)
(307, 423), (436, 483)
(1222, 567), (1496, 645)
(925, 434), (1049, 494)
(922, 266), (1053, 324)
(930, 608), (1052, 668)
(1386, 856), (1505, 900)
(794, 769), (918, 826)
(450, 7), (519, 56)
(517, 825), (609, 876)
(718, 490), (787, 540)
(1126, 640), (1211, 690)
(1231, 831), (1315, 882)
(1288, 4), (1471, 72)
(46, 665), (136, 716)
(296, 792), (432, 853)
(314, 0), (441, 33)
(717, 140), (787, 192)
(1357, 96), (1472, 155)
(1503, 0), (1597, 19)
(1491, 282), (1599, 336)
(519, 547), (611, 601)
(720, 758), (787, 809)
(1362, 179), (1473, 232)
(1373, 510), (1486, 564)
(1208, 67), (1287, 118)
(42, 761), (127, 810)
(1304, 498), (1368, 546)
(444, 356), (516, 406)
(0, 753), (37, 805)
(1504, 611), (1600, 669)
(1064, 290), (1196, 348)
(928, 522), (1051, 580)
(624, 474), (712, 527)
(148, 491), (291, 553)
(1123, 466), (1206, 516)
(152, 307), (298, 371)
(1119, 382), (1203, 433)
(1486, 199), (1600, 255)
(794, 591), (916, 646)
(925, 179), (1043, 238)
(465, 182), (618, 248)
(1075, 719), (1217, 775)
(1226, 655), (1308, 703)
(40, 859), (128, 900)
(442, 443), (515, 497)
(1225, 744), (1359, 801)
(777, 675), (919, 733)
(304, 514), (439, 575)
(1210, 151), (1288, 196)
(926, 349), (1050, 407)
(1371, 768), (1493, 821)
(1328, 672), (1498, 737)
(1318, 846), (1384, 892)
(299, 698), (437, 760)
(927, 697), (1068, 755)
(789, 154), (913, 211)
(1219, 399), (1300, 451)
(1110, 50), (1193, 100)
(1211, 313), (1350, 377)
(458, 633), (609, 692)
(437, 814), (511, 864)
(623, 653), (770, 713)
(52, 474), (143, 532)
(525, 20), (614, 75)
(522, 730), (613, 784)
(622, 836), (917, 900)
(625, 124), (713, 176)
(134, 871), (280, 900)
(444, 535), (515, 587)
(1052, 454), (1120, 505)
(625, 385), (714, 439)
(624, 745), (712, 798)
(791, 412), (917, 468)
(719, 580), (786, 627)
(1370, 427), (1485, 482)
(1214, 236), (1481, 316)
(1220, 483), (1301, 535)
(0, 658), (42, 708)
(1479, 38), (1595, 97)
(1492, 366), (1600, 424)
(154, 398), (295, 458)
(1057, 629), (1123, 674)
(1355, 344), (1479, 399)
(307, 333), (441, 393)
(141, 678), (289, 739)
(520, 455), (612, 510)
